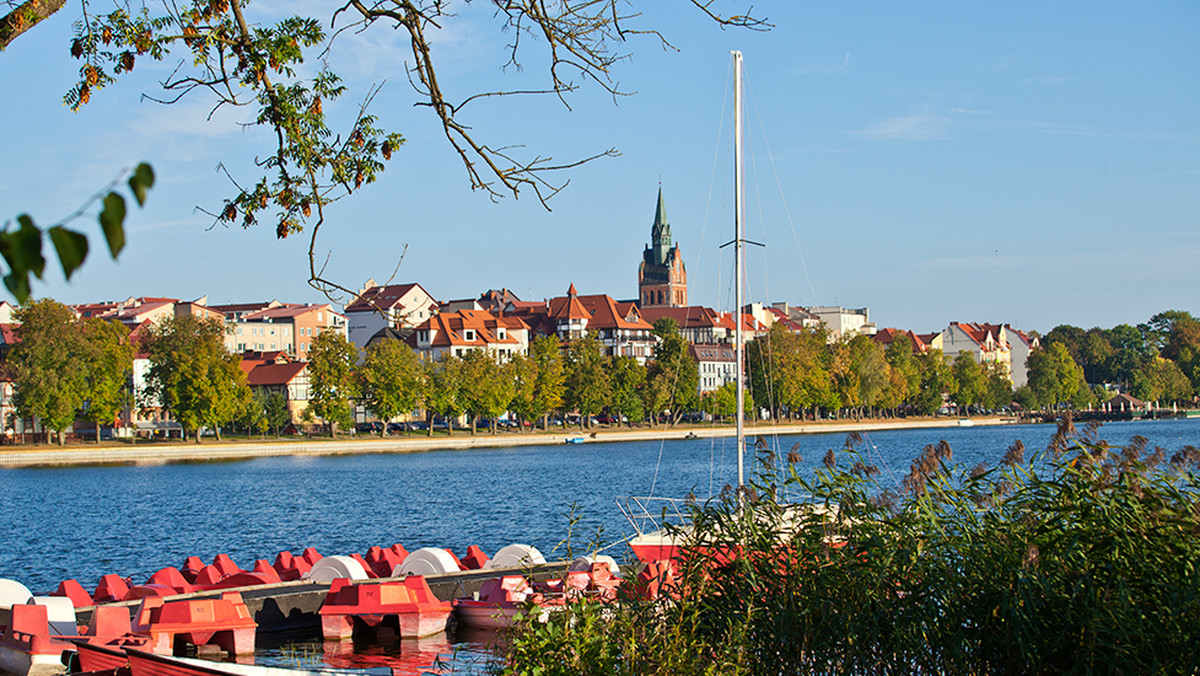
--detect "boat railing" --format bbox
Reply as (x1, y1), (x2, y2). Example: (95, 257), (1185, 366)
(617, 496), (691, 537)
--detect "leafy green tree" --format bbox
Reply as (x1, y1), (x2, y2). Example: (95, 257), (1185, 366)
(359, 339), (424, 434)
(240, 389), (271, 438)
(1161, 315), (1200, 393)
(564, 335), (610, 430)
(307, 329), (359, 436)
(878, 366), (909, 414)
(981, 362), (1014, 411)
(913, 349), (955, 416)
(11, 299), (91, 444)
(951, 352), (986, 415)
(746, 324), (830, 421)
(1044, 325), (1086, 363)
(1027, 343), (1089, 410)
(829, 339), (859, 416)
(1139, 310), (1195, 352)
(424, 352), (463, 436)
(508, 353), (538, 432)
(1104, 324), (1154, 388)
(142, 314), (251, 442)
(884, 335), (921, 409)
(1013, 384), (1038, 411)
(846, 335), (888, 417)
(80, 317), (135, 442)
(241, 389), (290, 437)
(1079, 328), (1116, 384)
(645, 318), (700, 425)
(459, 350), (514, 435)
(264, 390), (291, 435)
(702, 380), (753, 421)
(609, 354), (645, 427)
(528, 335), (565, 430)
(1131, 357), (1193, 405)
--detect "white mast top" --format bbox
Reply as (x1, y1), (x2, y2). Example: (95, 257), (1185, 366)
(732, 50), (745, 493)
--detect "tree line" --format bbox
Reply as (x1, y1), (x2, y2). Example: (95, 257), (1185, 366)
(7, 299), (1196, 444)
(307, 318), (702, 436)
(1041, 310), (1199, 406)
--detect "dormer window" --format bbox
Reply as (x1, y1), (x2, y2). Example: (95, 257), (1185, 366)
(497, 328), (506, 339)
(418, 330), (429, 343)
(464, 329), (476, 341)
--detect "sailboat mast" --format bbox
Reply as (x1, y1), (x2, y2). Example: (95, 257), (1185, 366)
(732, 50), (745, 493)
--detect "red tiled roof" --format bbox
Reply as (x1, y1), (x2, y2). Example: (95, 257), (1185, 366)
(717, 311), (765, 333)
(246, 303), (338, 321)
(246, 362), (306, 387)
(345, 283), (431, 313)
(872, 328), (929, 353)
(640, 306), (723, 329)
(575, 294), (653, 331)
(415, 309), (526, 349)
(949, 322), (1009, 350)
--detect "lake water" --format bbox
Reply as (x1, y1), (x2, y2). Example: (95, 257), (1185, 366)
(1, 417), (1197, 672)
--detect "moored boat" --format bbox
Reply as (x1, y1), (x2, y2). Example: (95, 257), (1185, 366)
(318, 577), (451, 640)
(0, 602), (78, 676)
(451, 576), (534, 631)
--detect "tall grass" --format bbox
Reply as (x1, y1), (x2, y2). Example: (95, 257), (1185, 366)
(496, 419), (1200, 674)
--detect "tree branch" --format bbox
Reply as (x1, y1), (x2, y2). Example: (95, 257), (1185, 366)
(0, 0), (65, 50)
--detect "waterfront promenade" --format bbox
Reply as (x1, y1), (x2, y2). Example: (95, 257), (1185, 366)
(0, 417), (1019, 468)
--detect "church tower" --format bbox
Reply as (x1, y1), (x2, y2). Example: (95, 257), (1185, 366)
(638, 187), (688, 307)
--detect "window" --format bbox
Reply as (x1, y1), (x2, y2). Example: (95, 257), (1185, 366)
(465, 329), (476, 341)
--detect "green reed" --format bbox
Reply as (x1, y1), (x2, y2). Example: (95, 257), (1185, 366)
(496, 419), (1200, 675)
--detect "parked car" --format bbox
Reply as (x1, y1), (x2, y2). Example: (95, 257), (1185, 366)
(355, 422), (383, 434)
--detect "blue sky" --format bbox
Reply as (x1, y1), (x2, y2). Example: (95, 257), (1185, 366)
(1, 1), (1196, 334)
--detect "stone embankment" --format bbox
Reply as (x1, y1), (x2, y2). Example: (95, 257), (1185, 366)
(0, 417), (1021, 469)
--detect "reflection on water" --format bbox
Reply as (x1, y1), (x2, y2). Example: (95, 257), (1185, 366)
(253, 632), (501, 675)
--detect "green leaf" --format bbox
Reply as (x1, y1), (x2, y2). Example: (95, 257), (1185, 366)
(48, 226), (90, 280)
(3, 272), (31, 305)
(0, 215), (47, 281)
(128, 162), (155, 207)
(99, 192), (127, 258)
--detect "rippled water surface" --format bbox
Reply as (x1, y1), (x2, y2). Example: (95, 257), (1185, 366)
(1, 418), (1197, 672)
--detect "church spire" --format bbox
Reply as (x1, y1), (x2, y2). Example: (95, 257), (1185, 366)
(651, 187), (672, 265)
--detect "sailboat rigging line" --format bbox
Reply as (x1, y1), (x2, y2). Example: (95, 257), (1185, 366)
(745, 72), (818, 304)
(647, 58), (737, 503)
(862, 431), (901, 488)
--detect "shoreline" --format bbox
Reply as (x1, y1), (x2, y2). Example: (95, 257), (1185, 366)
(0, 416), (1032, 469)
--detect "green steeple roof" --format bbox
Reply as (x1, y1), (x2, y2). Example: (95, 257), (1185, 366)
(652, 186), (671, 243)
